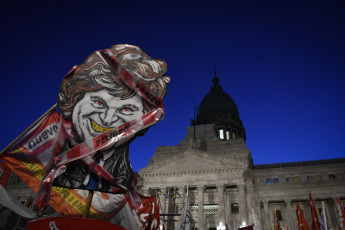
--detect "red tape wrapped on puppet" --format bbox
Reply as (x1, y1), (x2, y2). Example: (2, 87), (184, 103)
(37, 45), (169, 210)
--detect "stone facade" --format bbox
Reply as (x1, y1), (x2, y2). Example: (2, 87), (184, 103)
(137, 123), (345, 230)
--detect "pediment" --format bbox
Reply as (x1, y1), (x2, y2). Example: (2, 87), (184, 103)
(140, 151), (247, 174)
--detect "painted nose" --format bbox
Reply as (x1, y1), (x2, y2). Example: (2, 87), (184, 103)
(101, 108), (119, 127)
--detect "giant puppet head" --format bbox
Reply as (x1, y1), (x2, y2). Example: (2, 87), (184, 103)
(54, 44), (169, 191)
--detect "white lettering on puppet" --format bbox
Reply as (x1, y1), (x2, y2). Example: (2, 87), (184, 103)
(49, 221), (59, 230)
(24, 123), (58, 152)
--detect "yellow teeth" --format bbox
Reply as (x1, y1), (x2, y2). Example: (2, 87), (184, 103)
(90, 120), (113, 133)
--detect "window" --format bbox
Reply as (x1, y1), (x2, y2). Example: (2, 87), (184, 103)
(307, 175), (313, 181)
(329, 174), (336, 179)
(315, 175), (322, 181)
(286, 176), (300, 182)
(219, 129), (224, 140)
(273, 178), (279, 183)
(231, 203), (239, 214)
(266, 179), (272, 184)
(204, 204), (218, 215)
(226, 131), (230, 140)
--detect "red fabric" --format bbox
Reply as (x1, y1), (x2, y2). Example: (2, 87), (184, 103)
(239, 225), (254, 230)
(274, 210), (280, 230)
(309, 193), (320, 230)
(127, 193), (161, 230)
(27, 217), (126, 230)
(0, 110), (120, 220)
(336, 197), (345, 230)
(296, 202), (310, 230)
(0, 161), (11, 187)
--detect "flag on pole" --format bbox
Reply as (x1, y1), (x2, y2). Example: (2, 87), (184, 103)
(0, 161), (11, 187)
(274, 209), (280, 230)
(127, 192), (161, 230)
(319, 201), (328, 230)
(296, 202), (310, 230)
(336, 197), (345, 230)
(175, 199), (191, 230)
(309, 193), (320, 230)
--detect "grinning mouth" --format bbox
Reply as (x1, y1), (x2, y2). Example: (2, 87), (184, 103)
(90, 120), (113, 133)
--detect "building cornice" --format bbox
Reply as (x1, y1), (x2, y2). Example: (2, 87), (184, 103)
(140, 167), (246, 177)
(254, 158), (345, 169)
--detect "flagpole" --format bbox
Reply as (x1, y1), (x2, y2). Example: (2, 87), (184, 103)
(83, 190), (94, 218)
(0, 103), (57, 156)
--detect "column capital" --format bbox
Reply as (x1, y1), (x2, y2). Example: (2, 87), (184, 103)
(197, 185), (205, 191)
(217, 184), (225, 192)
(285, 199), (292, 206)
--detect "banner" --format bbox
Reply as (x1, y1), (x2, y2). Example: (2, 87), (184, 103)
(336, 197), (345, 230)
(274, 210), (280, 230)
(309, 193), (320, 230)
(127, 193), (161, 230)
(319, 201), (328, 230)
(0, 161), (11, 187)
(1, 109), (126, 220)
(296, 202), (310, 230)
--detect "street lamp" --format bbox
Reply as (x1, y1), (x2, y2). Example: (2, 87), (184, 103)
(217, 221), (226, 230)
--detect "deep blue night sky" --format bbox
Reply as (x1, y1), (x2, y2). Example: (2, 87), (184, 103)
(0, 1), (344, 172)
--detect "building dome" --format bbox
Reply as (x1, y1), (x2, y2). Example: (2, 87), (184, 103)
(195, 72), (246, 140)
(197, 74), (239, 123)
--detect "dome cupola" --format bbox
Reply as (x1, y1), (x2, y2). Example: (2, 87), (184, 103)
(196, 72), (246, 140)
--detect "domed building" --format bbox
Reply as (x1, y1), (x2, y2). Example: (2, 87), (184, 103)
(196, 72), (245, 141)
(138, 73), (345, 230)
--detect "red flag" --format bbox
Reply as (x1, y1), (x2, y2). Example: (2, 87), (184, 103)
(296, 202), (310, 230)
(309, 193), (320, 230)
(0, 161), (11, 187)
(336, 197), (345, 230)
(274, 210), (281, 230)
(127, 192), (161, 230)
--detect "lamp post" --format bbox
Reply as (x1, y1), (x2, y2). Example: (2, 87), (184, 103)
(217, 221), (226, 230)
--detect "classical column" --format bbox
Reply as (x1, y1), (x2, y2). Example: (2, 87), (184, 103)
(160, 187), (166, 214)
(198, 185), (205, 230)
(332, 197), (340, 229)
(285, 199), (295, 230)
(217, 184), (225, 225)
(262, 201), (270, 230)
(238, 185), (248, 223)
(180, 186), (186, 204)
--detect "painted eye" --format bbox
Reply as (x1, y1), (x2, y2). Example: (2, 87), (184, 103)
(120, 105), (138, 115)
(92, 99), (106, 108)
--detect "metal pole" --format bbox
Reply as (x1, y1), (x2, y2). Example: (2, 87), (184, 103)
(83, 190), (94, 218)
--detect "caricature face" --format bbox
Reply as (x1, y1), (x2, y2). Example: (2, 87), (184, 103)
(72, 89), (144, 142)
